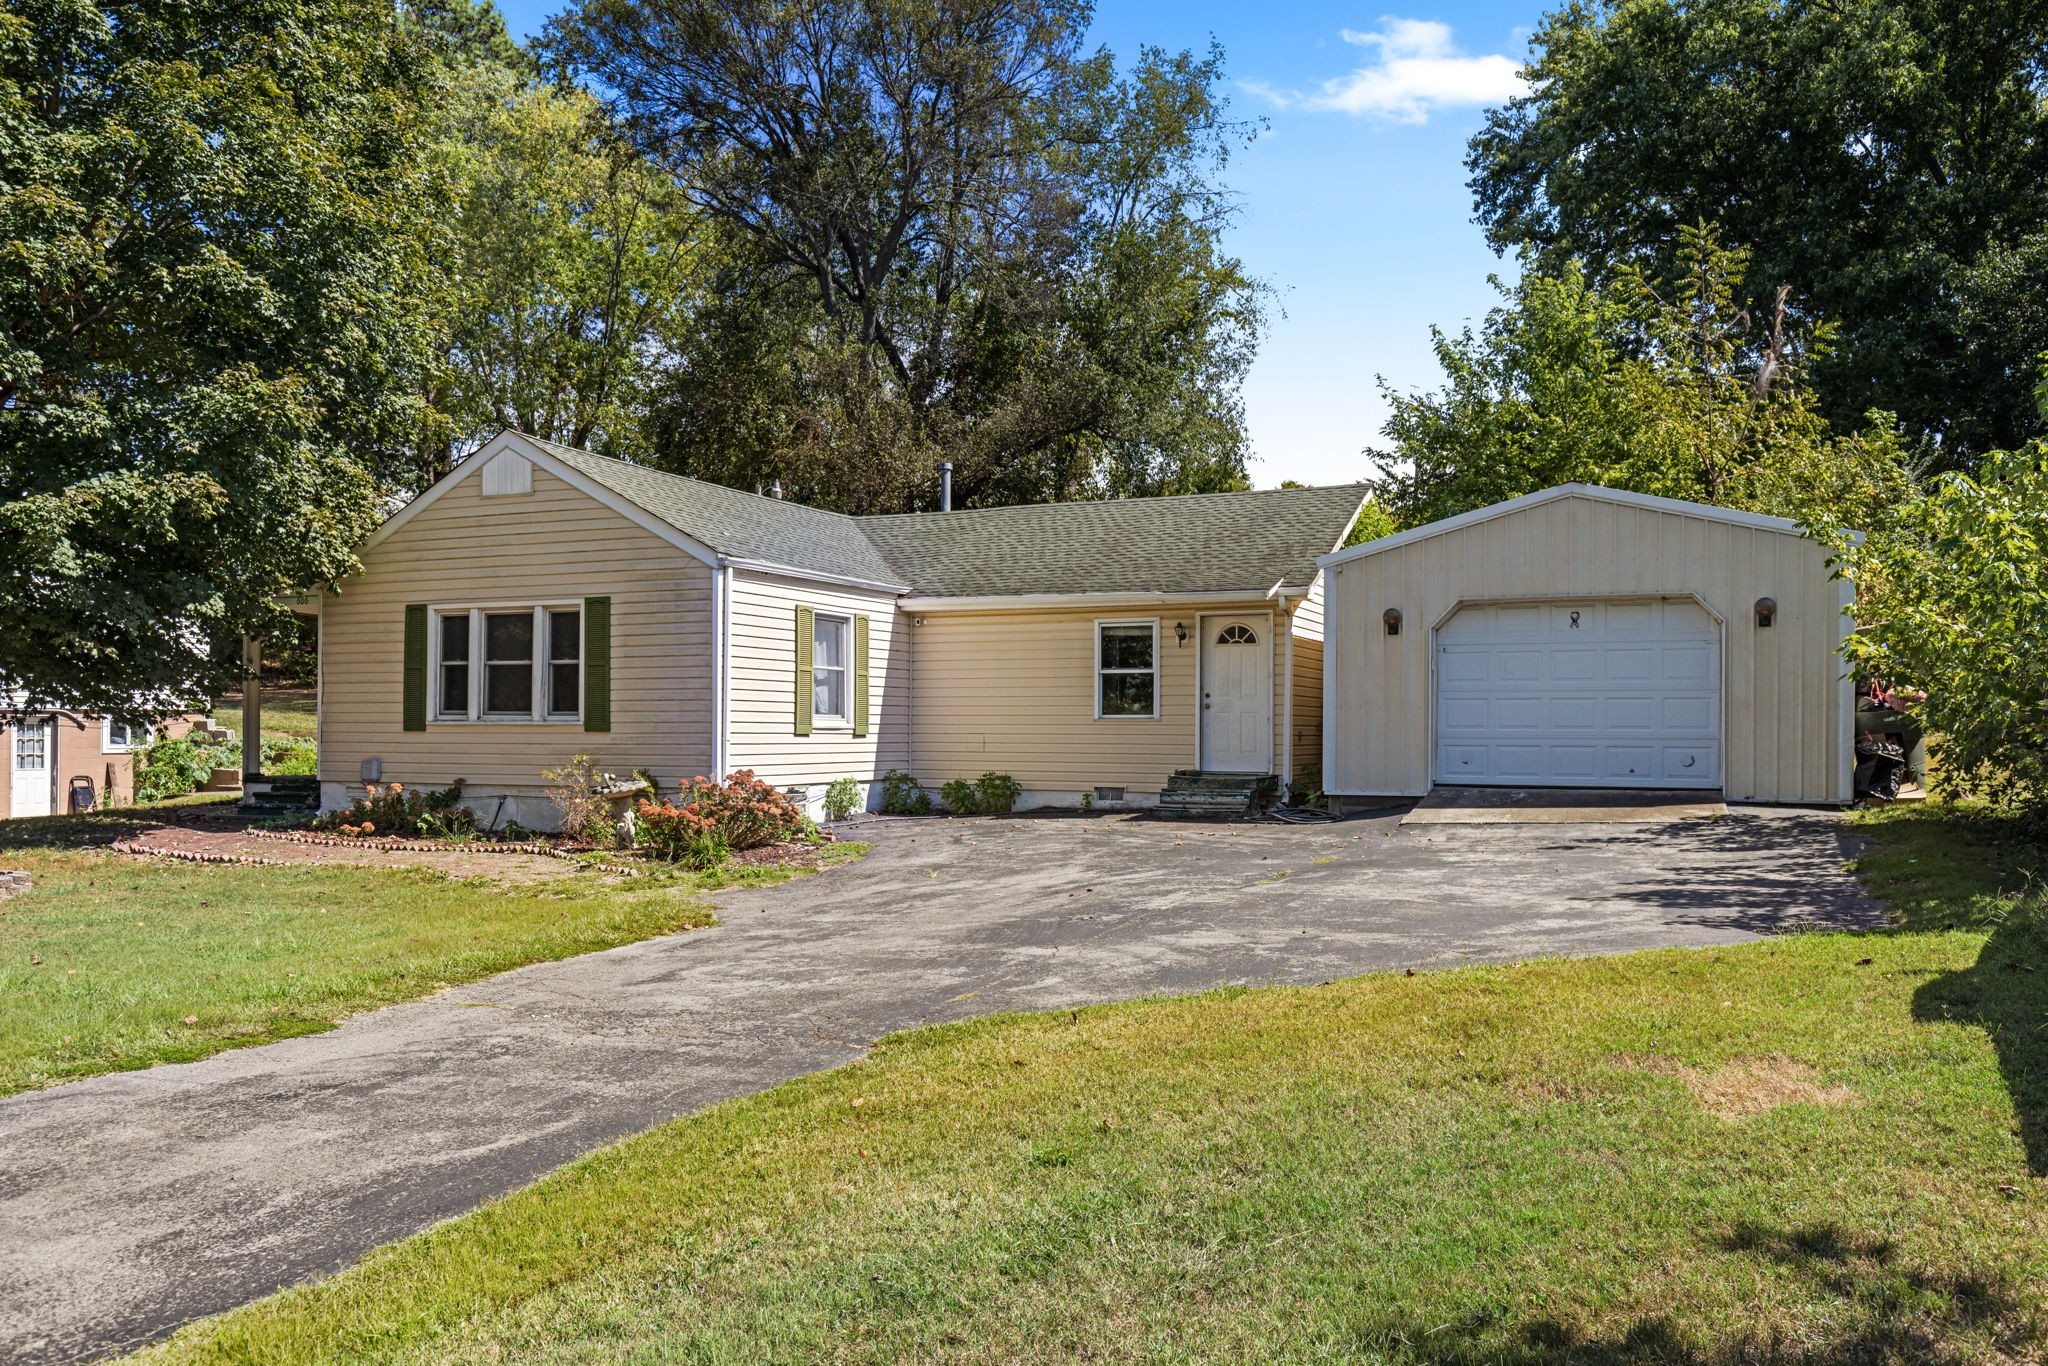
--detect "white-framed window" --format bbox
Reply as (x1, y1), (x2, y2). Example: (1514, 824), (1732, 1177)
(812, 612), (851, 727)
(431, 604), (582, 722)
(1095, 619), (1159, 719)
(103, 719), (153, 753)
(14, 722), (48, 770)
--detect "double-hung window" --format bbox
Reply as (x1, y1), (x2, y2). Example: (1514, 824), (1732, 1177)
(433, 605), (581, 721)
(811, 613), (851, 726)
(1096, 620), (1158, 719)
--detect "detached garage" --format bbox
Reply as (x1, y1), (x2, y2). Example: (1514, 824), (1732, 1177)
(1319, 485), (1855, 806)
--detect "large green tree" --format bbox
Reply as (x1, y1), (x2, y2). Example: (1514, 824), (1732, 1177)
(1373, 224), (1913, 527)
(546, 0), (1263, 513)
(0, 0), (440, 713)
(399, 0), (702, 487)
(1468, 0), (2048, 464)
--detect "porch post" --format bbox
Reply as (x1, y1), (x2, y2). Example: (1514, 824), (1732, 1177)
(241, 636), (263, 780)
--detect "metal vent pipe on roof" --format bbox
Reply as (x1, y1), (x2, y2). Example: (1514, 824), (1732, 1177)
(939, 461), (953, 512)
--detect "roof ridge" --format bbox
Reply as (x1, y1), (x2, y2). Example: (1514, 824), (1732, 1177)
(855, 480), (1371, 525)
(521, 434), (866, 525)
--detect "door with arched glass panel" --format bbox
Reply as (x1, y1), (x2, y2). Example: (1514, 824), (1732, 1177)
(1199, 616), (1271, 772)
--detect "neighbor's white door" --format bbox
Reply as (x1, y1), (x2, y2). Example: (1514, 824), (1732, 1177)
(1435, 598), (1721, 790)
(11, 718), (53, 818)
(1200, 616), (1272, 773)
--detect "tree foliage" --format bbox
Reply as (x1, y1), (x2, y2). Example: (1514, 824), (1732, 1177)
(1372, 224), (1914, 528)
(0, 0), (440, 713)
(545, 0), (1264, 512)
(1818, 443), (2048, 821)
(1467, 0), (2048, 464)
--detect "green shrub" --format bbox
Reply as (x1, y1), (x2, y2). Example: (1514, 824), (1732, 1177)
(681, 830), (730, 870)
(135, 733), (236, 802)
(823, 777), (861, 821)
(1288, 763), (1326, 809)
(973, 771), (1022, 815)
(939, 778), (979, 815)
(262, 737), (317, 776)
(879, 770), (932, 815)
(311, 782), (475, 838)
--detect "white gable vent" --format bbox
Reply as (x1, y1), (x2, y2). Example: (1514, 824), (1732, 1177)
(480, 450), (533, 497)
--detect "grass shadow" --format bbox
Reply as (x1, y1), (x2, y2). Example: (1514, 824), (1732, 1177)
(1350, 1220), (2034, 1361)
(0, 794), (239, 851)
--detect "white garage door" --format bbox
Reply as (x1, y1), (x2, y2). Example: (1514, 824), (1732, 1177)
(1435, 599), (1721, 790)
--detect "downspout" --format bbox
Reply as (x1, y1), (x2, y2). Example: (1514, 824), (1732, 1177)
(712, 562), (732, 781)
(1279, 602), (1294, 797)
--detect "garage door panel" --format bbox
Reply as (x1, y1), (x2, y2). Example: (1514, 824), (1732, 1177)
(1602, 696), (1656, 730)
(1436, 598), (1721, 790)
(1547, 697), (1600, 730)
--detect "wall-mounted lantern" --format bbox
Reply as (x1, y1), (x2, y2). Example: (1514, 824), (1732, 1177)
(1754, 596), (1777, 629)
(1174, 621), (1189, 647)
(1383, 608), (1403, 637)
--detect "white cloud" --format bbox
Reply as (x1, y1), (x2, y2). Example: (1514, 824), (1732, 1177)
(1248, 18), (1523, 124)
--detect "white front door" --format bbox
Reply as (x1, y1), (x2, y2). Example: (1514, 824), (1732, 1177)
(1200, 616), (1272, 773)
(11, 719), (53, 818)
(1435, 598), (1722, 789)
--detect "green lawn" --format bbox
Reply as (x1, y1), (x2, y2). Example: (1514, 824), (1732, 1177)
(211, 687), (319, 741)
(1, 807), (864, 1095)
(132, 803), (2048, 1364)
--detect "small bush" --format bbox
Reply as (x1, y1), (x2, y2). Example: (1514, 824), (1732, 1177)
(262, 737), (317, 776)
(823, 777), (861, 822)
(636, 770), (805, 862)
(1288, 764), (1326, 809)
(940, 778), (979, 815)
(974, 771), (1021, 815)
(312, 782), (475, 839)
(879, 770), (932, 815)
(681, 831), (730, 870)
(542, 754), (632, 844)
(134, 735), (225, 803)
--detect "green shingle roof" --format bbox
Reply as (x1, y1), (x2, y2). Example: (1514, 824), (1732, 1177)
(858, 486), (1367, 597)
(524, 436), (1364, 598)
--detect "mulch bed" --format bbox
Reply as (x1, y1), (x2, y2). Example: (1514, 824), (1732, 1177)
(108, 820), (836, 881)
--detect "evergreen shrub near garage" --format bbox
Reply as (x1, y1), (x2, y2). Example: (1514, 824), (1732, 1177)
(940, 773), (1022, 816)
(879, 771), (932, 815)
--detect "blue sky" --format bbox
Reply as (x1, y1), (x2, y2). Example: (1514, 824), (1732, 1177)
(492, 0), (1540, 488)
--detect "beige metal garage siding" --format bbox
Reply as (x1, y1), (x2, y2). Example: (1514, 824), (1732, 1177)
(1318, 485), (1855, 805)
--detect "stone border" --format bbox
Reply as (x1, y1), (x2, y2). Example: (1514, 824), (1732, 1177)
(246, 828), (651, 878)
(109, 840), (294, 869)
(0, 870), (30, 900)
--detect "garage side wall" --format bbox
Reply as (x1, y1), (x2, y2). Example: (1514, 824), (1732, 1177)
(1323, 495), (1850, 804)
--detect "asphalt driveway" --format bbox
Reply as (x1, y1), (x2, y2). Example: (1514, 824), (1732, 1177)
(0, 808), (1876, 1363)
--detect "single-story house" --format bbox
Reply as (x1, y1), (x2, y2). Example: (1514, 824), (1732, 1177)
(2, 703), (200, 819)
(309, 430), (1367, 823)
(1319, 484), (1855, 807)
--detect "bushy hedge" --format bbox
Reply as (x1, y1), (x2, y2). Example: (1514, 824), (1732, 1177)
(637, 770), (806, 866)
(134, 732), (316, 802)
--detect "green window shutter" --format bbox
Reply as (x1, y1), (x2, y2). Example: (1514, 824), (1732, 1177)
(583, 596), (611, 733)
(852, 614), (871, 738)
(794, 604), (814, 736)
(402, 604), (428, 732)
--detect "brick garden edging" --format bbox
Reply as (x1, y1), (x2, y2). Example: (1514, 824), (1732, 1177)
(245, 828), (651, 877)
(109, 839), (294, 869)
(0, 870), (30, 900)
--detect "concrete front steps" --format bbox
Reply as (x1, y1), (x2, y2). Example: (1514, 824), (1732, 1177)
(1155, 770), (1280, 820)
(238, 775), (320, 820)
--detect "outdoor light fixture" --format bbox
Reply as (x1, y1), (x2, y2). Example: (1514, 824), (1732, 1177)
(1755, 596), (1777, 628)
(1174, 621), (1189, 646)
(1383, 607), (1403, 636)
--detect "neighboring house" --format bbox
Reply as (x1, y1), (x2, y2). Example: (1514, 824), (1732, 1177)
(1319, 484), (1856, 807)
(310, 430), (1367, 824)
(1, 703), (201, 819)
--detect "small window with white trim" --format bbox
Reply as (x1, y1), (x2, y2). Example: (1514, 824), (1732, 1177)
(433, 605), (581, 722)
(103, 719), (152, 753)
(812, 612), (851, 726)
(1096, 619), (1158, 719)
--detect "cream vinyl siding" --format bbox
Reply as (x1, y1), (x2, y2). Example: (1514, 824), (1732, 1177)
(726, 569), (909, 787)
(1323, 493), (1851, 804)
(909, 603), (1288, 792)
(321, 466), (714, 790)
(1287, 574), (1325, 782)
